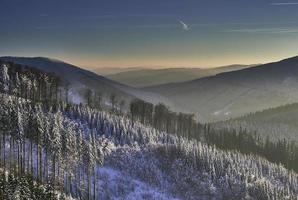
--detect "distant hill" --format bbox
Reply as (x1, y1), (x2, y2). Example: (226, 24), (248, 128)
(105, 65), (254, 88)
(212, 103), (298, 142)
(0, 57), (169, 106)
(94, 67), (145, 76)
(145, 56), (298, 122)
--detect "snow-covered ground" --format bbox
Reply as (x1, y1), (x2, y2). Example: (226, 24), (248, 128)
(0, 94), (297, 200)
(98, 167), (179, 200)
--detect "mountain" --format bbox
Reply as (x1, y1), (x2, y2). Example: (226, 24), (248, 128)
(1, 92), (297, 200)
(105, 65), (255, 88)
(145, 56), (298, 122)
(1, 59), (298, 199)
(0, 56), (168, 106)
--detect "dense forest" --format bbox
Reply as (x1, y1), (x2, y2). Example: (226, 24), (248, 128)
(213, 103), (298, 142)
(130, 98), (298, 173)
(0, 60), (298, 199)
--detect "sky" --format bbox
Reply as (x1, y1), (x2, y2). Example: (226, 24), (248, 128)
(1, 0), (298, 69)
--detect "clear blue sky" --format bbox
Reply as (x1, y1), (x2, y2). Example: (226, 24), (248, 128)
(1, 0), (298, 68)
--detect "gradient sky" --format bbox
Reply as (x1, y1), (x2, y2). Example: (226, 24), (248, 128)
(1, 0), (298, 69)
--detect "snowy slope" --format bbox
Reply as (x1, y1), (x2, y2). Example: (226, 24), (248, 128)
(1, 93), (298, 199)
(0, 56), (169, 105)
(97, 167), (178, 200)
(1, 58), (298, 199)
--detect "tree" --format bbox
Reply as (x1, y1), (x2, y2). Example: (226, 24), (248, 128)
(85, 89), (93, 107)
(119, 100), (125, 114)
(0, 64), (10, 93)
(110, 94), (117, 113)
(94, 92), (102, 110)
(64, 83), (70, 103)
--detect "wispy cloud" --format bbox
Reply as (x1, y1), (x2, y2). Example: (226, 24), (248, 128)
(179, 20), (190, 31)
(224, 27), (298, 34)
(270, 2), (298, 5)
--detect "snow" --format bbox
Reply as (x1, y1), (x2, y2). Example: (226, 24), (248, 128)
(212, 103), (233, 116)
(98, 167), (179, 200)
(0, 90), (297, 199)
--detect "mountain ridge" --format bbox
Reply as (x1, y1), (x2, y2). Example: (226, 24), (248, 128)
(144, 55), (298, 122)
(105, 64), (256, 88)
(0, 56), (169, 106)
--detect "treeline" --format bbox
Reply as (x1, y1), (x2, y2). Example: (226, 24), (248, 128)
(130, 99), (199, 138)
(0, 60), (126, 114)
(130, 98), (298, 173)
(203, 126), (298, 172)
(0, 60), (63, 104)
(129, 98), (298, 174)
(84, 89), (126, 114)
(1, 60), (298, 198)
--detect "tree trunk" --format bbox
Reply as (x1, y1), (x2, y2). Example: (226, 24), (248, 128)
(30, 140), (33, 175)
(57, 159), (61, 186)
(88, 169), (91, 200)
(44, 148), (48, 183)
(39, 145), (42, 182)
(36, 144), (39, 180)
(23, 140), (26, 174)
(2, 134), (5, 169)
(10, 137), (13, 172)
(93, 166), (96, 200)
(52, 155), (56, 184)
(17, 140), (20, 175)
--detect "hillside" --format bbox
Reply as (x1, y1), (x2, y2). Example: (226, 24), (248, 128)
(0, 57), (169, 106)
(1, 94), (297, 200)
(212, 103), (298, 142)
(145, 56), (298, 122)
(1, 61), (297, 199)
(0, 170), (74, 200)
(105, 65), (254, 88)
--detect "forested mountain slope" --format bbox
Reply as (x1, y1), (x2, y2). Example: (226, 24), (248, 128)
(212, 103), (298, 142)
(0, 57), (169, 106)
(0, 62), (298, 199)
(145, 56), (298, 122)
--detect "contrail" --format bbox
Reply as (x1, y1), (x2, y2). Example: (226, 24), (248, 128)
(179, 20), (190, 31)
(270, 2), (298, 5)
